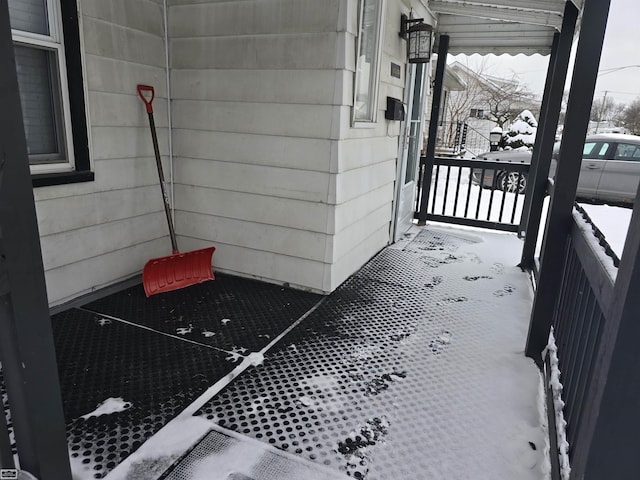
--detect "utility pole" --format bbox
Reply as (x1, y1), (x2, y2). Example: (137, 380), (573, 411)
(595, 90), (609, 134)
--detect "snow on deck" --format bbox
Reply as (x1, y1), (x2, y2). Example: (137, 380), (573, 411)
(109, 225), (548, 480)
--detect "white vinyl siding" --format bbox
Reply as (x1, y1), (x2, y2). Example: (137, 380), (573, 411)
(169, 0), (343, 293)
(33, 0), (171, 306)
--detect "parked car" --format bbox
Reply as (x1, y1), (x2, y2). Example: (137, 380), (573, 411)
(470, 134), (640, 205)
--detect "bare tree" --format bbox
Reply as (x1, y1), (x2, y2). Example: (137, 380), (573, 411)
(590, 93), (619, 123)
(484, 77), (536, 130)
(445, 61), (538, 134)
(621, 98), (640, 134)
(441, 59), (491, 146)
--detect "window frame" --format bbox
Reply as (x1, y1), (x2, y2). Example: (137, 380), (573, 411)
(352, 0), (385, 126)
(10, 0), (92, 186)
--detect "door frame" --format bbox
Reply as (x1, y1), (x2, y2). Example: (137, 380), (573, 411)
(391, 62), (428, 241)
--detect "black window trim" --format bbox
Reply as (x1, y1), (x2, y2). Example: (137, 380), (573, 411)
(31, 0), (92, 188)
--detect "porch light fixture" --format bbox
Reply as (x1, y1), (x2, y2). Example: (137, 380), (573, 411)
(489, 127), (503, 152)
(399, 14), (433, 64)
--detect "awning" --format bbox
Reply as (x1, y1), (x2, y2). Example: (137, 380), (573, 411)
(429, 0), (584, 55)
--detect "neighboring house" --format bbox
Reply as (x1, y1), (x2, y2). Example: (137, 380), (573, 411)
(443, 61), (540, 147)
(588, 120), (629, 135)
(422, 61), (467, 155)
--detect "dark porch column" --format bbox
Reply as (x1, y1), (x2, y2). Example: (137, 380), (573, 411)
(0, 0), (72, 477)
(570, 184), (640, 478)
(519, 1), (578, 269)
(525, 0), (611, 361)
(417, 34), (449, 225)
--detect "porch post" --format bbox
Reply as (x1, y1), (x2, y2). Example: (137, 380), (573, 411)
(518, 30), (559, 239)
(570, 184), (640, 479)
(519, 1), (578, 270)
(525, 0), (611, 361)
(0, 0), (72, 477)
(417, 34), (449, 225)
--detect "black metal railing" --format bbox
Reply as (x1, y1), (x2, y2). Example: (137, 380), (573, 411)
(463, 123), (494, 157)
(429, 121), (492, 157)
(415, 156), (530, 232)
(546, 206), (619, 470)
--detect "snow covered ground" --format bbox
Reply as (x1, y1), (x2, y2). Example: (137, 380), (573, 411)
(428, 163), (633, 260)
(98, 226), (548, 480)
(428, 165), (525, 225)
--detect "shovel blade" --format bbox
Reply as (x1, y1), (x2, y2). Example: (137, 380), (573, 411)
(143, 246), (215, 297)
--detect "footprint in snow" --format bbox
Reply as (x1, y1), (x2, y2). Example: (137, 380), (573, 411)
(491, 263), (504, 274)
(424, 276), (443, 288)
(429, 330), (452, 355)
(463, 275), (493, 282)
(467, 253), (482, 264)
(493, 285), (515, 297)
(436, 296), (468, 305)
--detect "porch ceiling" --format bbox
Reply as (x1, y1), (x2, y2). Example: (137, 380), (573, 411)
(430, 0), (583, 55)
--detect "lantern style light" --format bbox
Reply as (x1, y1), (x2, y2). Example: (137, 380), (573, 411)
(489, 127), (503, 151)
(399, 14), (433, 64)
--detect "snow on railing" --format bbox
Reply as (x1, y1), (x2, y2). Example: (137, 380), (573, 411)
(573, 203), (620, 273)
(544, 329), (571, 480)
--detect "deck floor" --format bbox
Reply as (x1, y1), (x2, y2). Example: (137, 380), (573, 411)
(10, 226), (548, 479)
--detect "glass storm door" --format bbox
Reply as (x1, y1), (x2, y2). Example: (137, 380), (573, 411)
(393, 63), (426, 241)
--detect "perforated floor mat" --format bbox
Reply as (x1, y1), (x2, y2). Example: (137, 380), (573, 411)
(162, 427), (348, 480)
(52, 308), (236, 479)
(83, 273), (322, 353)
(193, 228), (544, 480)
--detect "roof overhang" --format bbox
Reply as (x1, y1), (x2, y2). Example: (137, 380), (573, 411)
(430, 0), (584, 55)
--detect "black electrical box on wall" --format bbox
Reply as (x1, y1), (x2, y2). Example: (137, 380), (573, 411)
(385, 97), (405, 121)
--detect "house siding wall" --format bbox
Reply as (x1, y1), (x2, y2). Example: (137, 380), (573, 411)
(33, 0), (433, 305)
(327, 0), (431, 291)
(169, 0), (347, 292)
(169, 0), (431, 293)
(34, 0), (172, 306)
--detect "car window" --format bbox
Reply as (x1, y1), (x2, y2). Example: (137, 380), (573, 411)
(584, 142), (610, 159)
(613, 143), (640, 161)
(583, 142), (596, 155)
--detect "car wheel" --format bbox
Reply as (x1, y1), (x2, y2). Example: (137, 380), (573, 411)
(498, 171), (527, 194)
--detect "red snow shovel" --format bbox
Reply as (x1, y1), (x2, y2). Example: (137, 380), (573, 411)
(137, 84), (215, 297)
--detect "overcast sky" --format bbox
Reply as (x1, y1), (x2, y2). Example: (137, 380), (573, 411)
(450, 0), (639, 106)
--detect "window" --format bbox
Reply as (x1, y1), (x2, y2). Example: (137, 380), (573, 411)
(614, 143), (640, 161)
(583, 142), (596, 155)
(583, 142), (610, 159)
(9, 0), (91, 186)
(470, 108), (485, 119)
(353, 0), (384, 124)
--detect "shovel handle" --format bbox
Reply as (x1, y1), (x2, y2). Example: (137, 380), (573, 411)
(137, 84), (155, 114)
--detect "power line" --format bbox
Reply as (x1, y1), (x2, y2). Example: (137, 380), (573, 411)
(598, 65), (640, 76)
(596, 89), (640, 97)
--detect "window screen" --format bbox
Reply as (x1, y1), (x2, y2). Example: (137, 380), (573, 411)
(14, 45), (62, 161)
(353, 0), (383, 123)
(8, 0), (49, 35)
